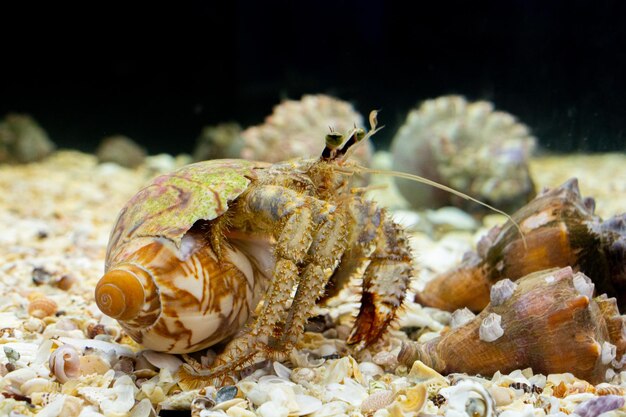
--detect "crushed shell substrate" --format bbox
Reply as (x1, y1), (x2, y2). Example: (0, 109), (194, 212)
(1, 150), (626, 417)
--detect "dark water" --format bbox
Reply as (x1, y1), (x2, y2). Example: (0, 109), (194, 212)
(2, 0), (625, 154)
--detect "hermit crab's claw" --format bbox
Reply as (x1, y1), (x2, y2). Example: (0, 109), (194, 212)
(347, 291), (400, 348)
(347, 220), (413, 348)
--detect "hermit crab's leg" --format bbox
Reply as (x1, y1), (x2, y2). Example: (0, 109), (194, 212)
(183, 185), (335, 382)
(344, 199), (414, 348)
(279, 208), (348, 347)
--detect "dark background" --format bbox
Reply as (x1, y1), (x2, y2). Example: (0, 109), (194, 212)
(2, 0), (625, 155)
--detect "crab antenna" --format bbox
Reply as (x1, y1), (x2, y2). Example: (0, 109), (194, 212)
(339, 164), (528, 250)
(369, 109), (380, 131)
(340, 124), (384, 161)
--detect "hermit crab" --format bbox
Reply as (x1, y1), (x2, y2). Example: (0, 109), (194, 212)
(95, 113), (413, 386)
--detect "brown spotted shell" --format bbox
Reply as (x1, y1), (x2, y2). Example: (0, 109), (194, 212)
(415, 178), (626, 312)
(95, 159), (272, 353)
(401, 267), (626, 384)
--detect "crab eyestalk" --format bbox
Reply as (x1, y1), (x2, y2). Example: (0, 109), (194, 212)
(336, 127), (366, 158)
(321, 131), (345, 159)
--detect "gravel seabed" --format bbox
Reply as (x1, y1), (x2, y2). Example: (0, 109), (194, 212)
(0, 150), (625, 417)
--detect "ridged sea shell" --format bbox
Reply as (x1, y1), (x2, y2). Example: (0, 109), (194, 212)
(401, 267), (626, 384)
(415, 178), (626, 312)
(360, 390), (395, 414)
(390, 95), (536, 212)
(28, 296), (58, 318)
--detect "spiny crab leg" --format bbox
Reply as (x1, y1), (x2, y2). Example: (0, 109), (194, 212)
(180, 185), (338, 386)
(345, 199), (413, 348)
(280, 209), (348, 347)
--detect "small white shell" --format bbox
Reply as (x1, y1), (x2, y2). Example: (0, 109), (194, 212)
(141, 350), (183, 374)
(58, 337), (134, 357)
(4, 367), (38, 389)
(326, 378), (368, 406)
(440, 379), (496, 417)
(372, 351), (399, 368)
(49, 344), (81, 383)
(273, 361), (292, 380)
(34, 394), (67, 417)
(479, 313), (504, 342)
(60, 395), (83, 417)
(324, 356), (362, 385)
(20, 377), (59, 396)
(573, 273), (595, 299)
(212, 397), (247, 410)
(358, 361), (384, 378)
(256, 401), (289, 417)
(601, 342), (617, 365)
(23, 317), (46, 333)
(290, 367), (316, 384)
(100, 375), (137, 415)
(225, 407), (256, 417)
(451, 308), (476, 329)
(487, 385), (515, 406)
(129, 399), (156, 417)
(293, 394), (322, 416)
(309, 401), (350, 417)
(490, 279), (517, 306)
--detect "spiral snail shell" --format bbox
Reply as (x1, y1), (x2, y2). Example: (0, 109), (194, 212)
(400, 267), (626, 384)
(95, 160), (273, 353)
(415, 178), (626, 312)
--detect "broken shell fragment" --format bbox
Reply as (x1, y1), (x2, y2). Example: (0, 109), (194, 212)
(415, 178), (626, 312)
(396, 383), (427, 412)
(401, 268), (626, 384)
